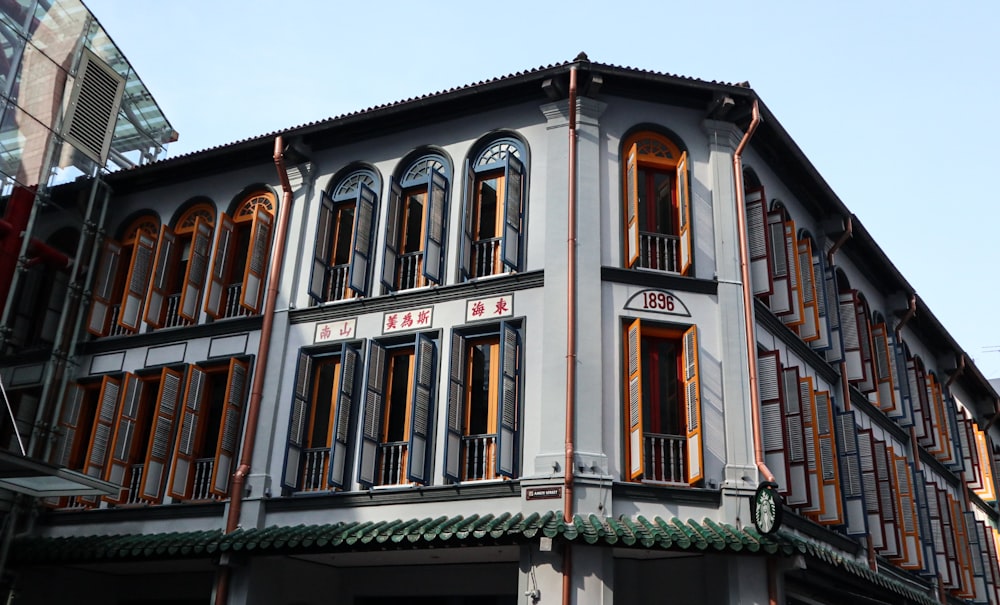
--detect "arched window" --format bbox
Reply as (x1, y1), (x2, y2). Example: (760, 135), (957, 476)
(144, 202), (216, 328)
(621, 131), (691, 275)
(205, 190), (276, 318)
(87, 213), (159, 336)
(309, 168), (379, 302)
(382, 153), (450, 292)
(460, 136), (527, 279)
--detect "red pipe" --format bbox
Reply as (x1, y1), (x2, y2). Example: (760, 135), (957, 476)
(894, 294), (916, 338)
(562, 63), (579, 605)
(826, 215), (852, 266)
(732, 100), (773, 483)
(945, 354), (965, 389)
(214, 136), (295, 605)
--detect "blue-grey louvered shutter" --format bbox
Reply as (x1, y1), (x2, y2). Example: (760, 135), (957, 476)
(349, 184), (377, 296)
(444, 332), (466, 483)
(381, 179), (402, 291)
(835, 409), (867, 535)
(358, 340), (386, 488)
(823, 267), (844, 364)
(309, 192), (334, 302)
(407, 333), (436, 484)
(422, 169), (448, 284)
(460, 159), (475, 280)
(328, 342), (360, 488)
(496, 322), (520, 478)
(281, 351), (312, 491)
(500, 155), (524, 270)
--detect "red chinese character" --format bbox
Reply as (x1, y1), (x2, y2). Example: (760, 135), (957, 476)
(471, 301), (486, 317)
(319, 324), (332, 340)
(401, 312), (414, 328)
(494, 298), (509, 315)
(386, 314), (398, 330)
(339, 321), (352, 336)
(417, 309), (430, 324)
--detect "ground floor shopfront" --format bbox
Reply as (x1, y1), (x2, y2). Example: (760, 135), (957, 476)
(7, 513), (939, 605)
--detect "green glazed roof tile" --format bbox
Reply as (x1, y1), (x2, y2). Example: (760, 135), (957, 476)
(5, 512), (937, 604)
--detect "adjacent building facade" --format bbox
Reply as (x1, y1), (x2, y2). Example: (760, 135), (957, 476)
(2, 49), (999, 605)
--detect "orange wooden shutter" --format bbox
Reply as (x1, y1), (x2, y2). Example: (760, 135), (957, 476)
(86, 239), (122, 336)
(144, 225), (179, 328)
(210, 358), (249, 497)
(744, 187), (772, 296)
(625, 318), (643, 480)
(683, 324), (701, 484)
(117, 231), (156, 331)
(168, 366), (207, 499)
(137, 367), (183, 503)
(239, 206), (274, 314)
(79, 376), (121, 506)
(624, 143), (640, 268)
(179, 217), (213, 321)
(676, 151), (692, 275)
(205, 213), (235, 318)
(104, 373), (146, 504)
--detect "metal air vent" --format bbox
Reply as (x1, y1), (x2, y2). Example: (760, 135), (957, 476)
(62, 49), (126, 165)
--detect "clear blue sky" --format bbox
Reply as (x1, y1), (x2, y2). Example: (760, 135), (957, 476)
(85, 0), (1000, 379)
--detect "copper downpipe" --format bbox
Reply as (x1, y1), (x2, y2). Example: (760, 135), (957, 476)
(562, 63), (579, 605)
(732, 99), (779, 605)
(826, 215), (852, 266)
(732, 100), (773, 484)
(894, 294), (916, 338)
(214, 136), (295, 605)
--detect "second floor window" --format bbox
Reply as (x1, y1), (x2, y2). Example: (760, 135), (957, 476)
(460, 138), (526, 280)
(622, 132), (691, 275)
(205, 192), (275, 319)
(310, 170), (378, 303)
(382, 156), (449, 292)
(87, 215), (158, 337)
(144, 204), (215, 329)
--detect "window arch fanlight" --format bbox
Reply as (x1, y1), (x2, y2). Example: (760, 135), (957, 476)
(204, 188), (277, 319)
(332, 168), (378, 201)
(309, 167), (380, 303)
(142, 201), (220, 329)
(621, 129), (691, 276)
(474, 137), (524, 168)
(401, 152), (449, 185)
(381, 153), (451, 292)
(461, 134), (528, 280)
(87, 212), (160, 336)
(174, 200), (216, 232)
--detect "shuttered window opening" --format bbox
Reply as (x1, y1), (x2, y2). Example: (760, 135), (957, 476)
(309, 170), (379, 303)
(461, 139), (527, 280)
(623, 319), (701, 486)
(444, 321), (522, 483)
(167, 358), (250, 501)
(381, 157), (450, 293)
(205, 192), (275, 319)
(358, 333), (438, 488)
(62, 49), (126, 165)
(87, 216), (160, 337)
(281, 342), (361, 492)
(620, 133), (692, 276)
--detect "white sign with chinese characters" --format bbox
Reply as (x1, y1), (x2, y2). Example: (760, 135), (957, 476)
(466, 294), (513, 322)
(314, 318), (357, 344)
(382, 307), (434, 334)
